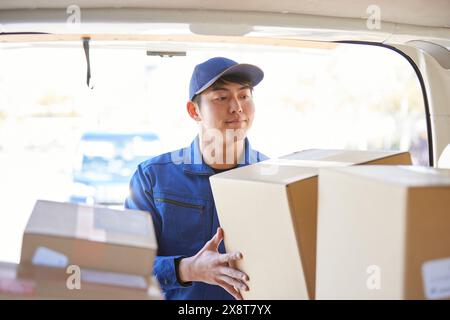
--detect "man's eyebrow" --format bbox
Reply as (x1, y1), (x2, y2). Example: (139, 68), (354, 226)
(210, 86), (229, 92)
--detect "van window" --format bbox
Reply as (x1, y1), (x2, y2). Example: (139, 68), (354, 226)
(0, 41), (428, 262)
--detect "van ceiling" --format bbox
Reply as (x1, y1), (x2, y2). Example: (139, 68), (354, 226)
(0, 0), (449, 28)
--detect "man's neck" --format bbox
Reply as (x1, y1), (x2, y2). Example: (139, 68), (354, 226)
(199, 134), (245, 170)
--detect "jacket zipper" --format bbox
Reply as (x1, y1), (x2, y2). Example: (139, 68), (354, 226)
(155, 198), (204, 211)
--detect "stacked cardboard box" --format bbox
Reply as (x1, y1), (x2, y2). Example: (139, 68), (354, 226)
(0, 262), (162, 300)
(1, 199), (162, 299)
(210, 149), (411, 299)
(316, 165), (450, 300)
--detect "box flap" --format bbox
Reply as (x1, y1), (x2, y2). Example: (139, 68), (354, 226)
(211, 161), (320, 185)
(282, 149), (409, 164)
(320, 166), (450, 187)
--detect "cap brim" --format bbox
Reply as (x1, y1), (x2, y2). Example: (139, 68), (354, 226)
(194, 63), (264, 97)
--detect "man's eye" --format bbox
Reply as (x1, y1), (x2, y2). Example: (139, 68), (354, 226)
(215, 96), (227, 101)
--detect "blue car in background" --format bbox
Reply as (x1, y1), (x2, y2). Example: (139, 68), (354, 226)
(69, 131), (162, 206)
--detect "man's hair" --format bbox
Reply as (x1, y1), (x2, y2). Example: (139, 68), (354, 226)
(192, 73), (254, 108)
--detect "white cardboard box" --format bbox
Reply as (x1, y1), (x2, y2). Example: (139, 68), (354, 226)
(210, 149), (411, 299)
(0, 261), (163, 300)
(20, 200), (157, 276)
(316, 165), (450, 299)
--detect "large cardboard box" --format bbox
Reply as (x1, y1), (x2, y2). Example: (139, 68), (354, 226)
(0, 262), (163, 300)
(20, 200), (157, 276)
(316, 165), (450, 300)
(210, 149), (411, 300)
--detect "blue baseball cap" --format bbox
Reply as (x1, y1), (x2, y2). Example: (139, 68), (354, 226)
(189, 57), (264, 101)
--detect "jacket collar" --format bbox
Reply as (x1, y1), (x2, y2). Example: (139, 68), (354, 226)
(182, 135), (259, 176)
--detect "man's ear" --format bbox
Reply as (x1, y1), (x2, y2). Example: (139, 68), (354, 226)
(187, 101), (202, 122)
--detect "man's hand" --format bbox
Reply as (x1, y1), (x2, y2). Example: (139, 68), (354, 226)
(178, 227), (249, 300)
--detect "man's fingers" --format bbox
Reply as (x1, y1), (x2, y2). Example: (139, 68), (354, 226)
(207, 227), (223, 249)
(218, 251), (243, 264)
(218, 280), (244, 300)
(218, 266), (249, 282)
(217, 275), (249, 292)
(214, 227), (224, 250)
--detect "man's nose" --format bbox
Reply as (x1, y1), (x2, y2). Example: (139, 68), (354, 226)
(229, 97), (243, 113)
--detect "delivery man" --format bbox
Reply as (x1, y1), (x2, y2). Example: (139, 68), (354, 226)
(125, 57), (268, 300)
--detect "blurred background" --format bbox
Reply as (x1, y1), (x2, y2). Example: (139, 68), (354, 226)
(0, 41), (428, 263)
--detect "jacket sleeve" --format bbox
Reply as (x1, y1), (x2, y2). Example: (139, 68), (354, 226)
(124, 163), (192, 291)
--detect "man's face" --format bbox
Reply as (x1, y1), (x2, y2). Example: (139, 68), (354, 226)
(195, 80), (255, 141)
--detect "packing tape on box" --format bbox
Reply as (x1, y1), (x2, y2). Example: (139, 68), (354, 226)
(81, 269), (148, 289)
(76, 205), (107, 242)
(15, 263), (149, 291)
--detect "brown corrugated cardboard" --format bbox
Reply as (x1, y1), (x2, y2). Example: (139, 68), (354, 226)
(20, 200), (157, 276)
(210, 149), (411, 300)
(0, 261), (163, 300)
(316, 165), (450, 300)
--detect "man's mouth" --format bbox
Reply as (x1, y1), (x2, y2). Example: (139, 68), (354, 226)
(225, 119), (246, 124)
